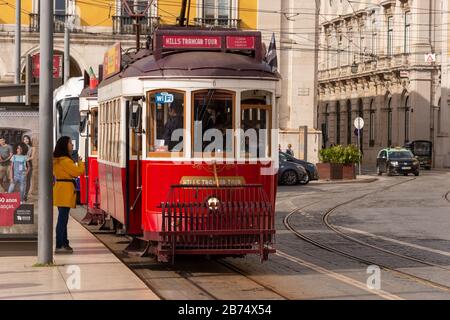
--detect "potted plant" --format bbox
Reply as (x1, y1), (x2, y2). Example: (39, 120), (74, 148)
(317, 145), (361, 180)
(341, 145), (361, 180)
(317, 145), (344, 180)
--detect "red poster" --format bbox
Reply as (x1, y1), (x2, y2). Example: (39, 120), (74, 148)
(226, 36), (255, 49)
(163, 35), (222, 49)
(32, 54), (62, 78)
(0, 193), (20, 227)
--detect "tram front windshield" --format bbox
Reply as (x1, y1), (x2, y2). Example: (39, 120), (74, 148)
(56, 98), (81, 157)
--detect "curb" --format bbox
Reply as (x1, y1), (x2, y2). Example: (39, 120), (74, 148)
(311, 178), (379, 185)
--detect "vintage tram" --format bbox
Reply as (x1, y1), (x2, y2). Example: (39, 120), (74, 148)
(94, 29), (280, 262)
(78, 76), (105, 225)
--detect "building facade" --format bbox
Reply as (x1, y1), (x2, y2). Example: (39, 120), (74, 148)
(259, 1), (321, 163)
(0, 0), (320, 162)
(0, 0), (258, 86)
(317, 0), (450, 168)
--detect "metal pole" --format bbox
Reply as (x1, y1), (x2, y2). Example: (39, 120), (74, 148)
(15, 0), (21, 102)
(38, 0), (54, 265)
(64, 23), (70, 83)
(357, 130), (362, 176)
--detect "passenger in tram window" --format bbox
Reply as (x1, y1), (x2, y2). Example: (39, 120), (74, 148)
(53, 136), (85, 254)
(0, 136), (13, 193)
(7, 143), (29, 203)
(163, 104), (183, 152)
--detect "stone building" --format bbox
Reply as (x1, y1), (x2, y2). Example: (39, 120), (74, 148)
(259, 1), (321, 163)
(317, 0), (450, 168)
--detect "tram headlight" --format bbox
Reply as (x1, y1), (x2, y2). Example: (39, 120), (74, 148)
(207, 197), (221, 210)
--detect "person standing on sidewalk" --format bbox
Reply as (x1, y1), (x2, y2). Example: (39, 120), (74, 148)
(53, 136), (85, 254)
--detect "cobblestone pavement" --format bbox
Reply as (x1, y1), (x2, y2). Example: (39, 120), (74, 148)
(73, 170), (450, 300)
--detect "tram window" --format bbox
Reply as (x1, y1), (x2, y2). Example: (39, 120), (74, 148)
(240, 91), (273, 158)
(193, 90), (234, 156)
(147, 90), (185, 154)
(90, 108), (98, 155)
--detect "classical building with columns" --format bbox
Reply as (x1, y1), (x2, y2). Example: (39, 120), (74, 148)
(317, 0), (450, 168)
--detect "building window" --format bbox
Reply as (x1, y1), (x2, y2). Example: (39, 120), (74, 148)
(358, 99), (363, 149)
(336, 102), (341, 145)
(404, 12), (411, 54)
(437, 98), (442, 134)
(147, 90), (185, 155)
(348, 28), (353, 65)
(405, 96), (410, 143)
(369, 100), (375, 147)
(359, 24), (365, 63)
(387, 98), (392, 147)
(371, 17), (378, 59)
(387, 16), (394, 56)
(55, 0), (65, 16)
(198, 0), (237, 27)
(323, 104), (329, 147)
(193, 89), (234, 157)
(346, 100), (352, 145)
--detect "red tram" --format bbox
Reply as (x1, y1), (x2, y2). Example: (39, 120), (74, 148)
(78, 79), (104, 225)
(94, 29), (280, 262)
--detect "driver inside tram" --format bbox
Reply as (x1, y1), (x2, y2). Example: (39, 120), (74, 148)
(163, 104), (184, 151)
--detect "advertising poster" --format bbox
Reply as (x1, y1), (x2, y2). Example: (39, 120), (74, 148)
(0, 109), (38, 236)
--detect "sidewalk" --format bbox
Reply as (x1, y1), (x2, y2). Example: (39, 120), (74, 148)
(311, 175), (378, 185)
(0, 209), (160, 300)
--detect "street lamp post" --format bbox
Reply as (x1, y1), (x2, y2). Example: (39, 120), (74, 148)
(38, 0), (54, 265)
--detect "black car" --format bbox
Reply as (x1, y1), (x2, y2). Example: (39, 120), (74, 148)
(278, 153), (309, 186)
(376, 148), (420, 176)
(279, 152), (319, 184)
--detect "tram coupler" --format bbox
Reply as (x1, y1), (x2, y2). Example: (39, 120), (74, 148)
(124, 237), (152, 258)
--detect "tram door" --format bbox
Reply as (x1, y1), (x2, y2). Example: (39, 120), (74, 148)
(126, 98), (143, 234)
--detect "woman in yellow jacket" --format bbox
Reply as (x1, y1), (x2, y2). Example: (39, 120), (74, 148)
(53, 136), (85, 254)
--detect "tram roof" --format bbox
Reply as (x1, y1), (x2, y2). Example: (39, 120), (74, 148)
(80, 86), (97, 98)
(99, 49), (280, 87)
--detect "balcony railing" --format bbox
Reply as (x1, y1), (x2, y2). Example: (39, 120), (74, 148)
(112, 15), (160, 35)
(194, 17), (241, 29)
(29, 13), (72, 33)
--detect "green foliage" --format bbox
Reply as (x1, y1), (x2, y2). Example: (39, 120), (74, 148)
(319, 145), (361, 164)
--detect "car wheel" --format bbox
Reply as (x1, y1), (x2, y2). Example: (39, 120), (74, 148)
(403, 173), (408, 176)
(376, 165), (382, 176)
(299, 173), (311, 185)
(387, 166), (393, 176)
(414, 171), (420, 176)
(425, 166), (431, 171)
(281, 170), (298, 186)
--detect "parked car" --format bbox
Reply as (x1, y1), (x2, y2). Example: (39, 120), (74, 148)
(278, 153), (309, 186)
(376, 147), (420, 176)
(279, 152), (319, 184)
(404, 140), (432, 170)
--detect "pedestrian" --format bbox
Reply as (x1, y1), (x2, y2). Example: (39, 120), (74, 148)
(286, 144), (294, 156)
(23, 135), (35, 201)
(0, 137), (13, 193)
(53, 136), (85, 254)
(8, 143), (29, 203)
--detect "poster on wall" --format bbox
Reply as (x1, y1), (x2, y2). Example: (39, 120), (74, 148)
(0, 108), (38, 237)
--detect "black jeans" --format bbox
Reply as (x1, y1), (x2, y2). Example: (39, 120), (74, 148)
(56, 207), (70, 248)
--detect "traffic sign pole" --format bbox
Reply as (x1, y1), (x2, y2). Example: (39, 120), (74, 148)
(354, 117), (364, 177)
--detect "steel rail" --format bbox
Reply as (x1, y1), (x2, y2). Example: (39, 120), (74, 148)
(284, 178), (450, 293)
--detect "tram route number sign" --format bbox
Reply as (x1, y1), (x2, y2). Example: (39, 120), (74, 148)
(155, 92), (174, 104)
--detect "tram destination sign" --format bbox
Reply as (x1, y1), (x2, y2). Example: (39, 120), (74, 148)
(226, 36), (256, 49)
(163, 35), (222, 49)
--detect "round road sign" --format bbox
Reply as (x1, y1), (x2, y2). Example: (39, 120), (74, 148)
(354, 117), (365, 130)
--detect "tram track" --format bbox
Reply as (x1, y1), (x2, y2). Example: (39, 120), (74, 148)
(283, 178), (450, 293)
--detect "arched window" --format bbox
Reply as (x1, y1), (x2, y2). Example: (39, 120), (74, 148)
(322, 104), (329, 147)
(346, 100), (352, 145)
(405, 95), (410, 143)
(357, 99), (363, 150)
(437, 98), (442, 134)
(387, 97), (392, 147)
(369, 99), (375, 147)
(336, 101), (341, 145)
